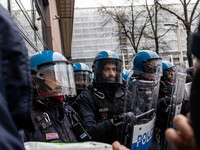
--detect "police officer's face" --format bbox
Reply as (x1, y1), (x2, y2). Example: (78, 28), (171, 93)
(75, 74), (87, 85)
(164, 69), (174, 83)
(167, 70), (173, 78)
(143, 61), (157, 73)
(40, 70), (61, 93)
(102, 63), (117, 82)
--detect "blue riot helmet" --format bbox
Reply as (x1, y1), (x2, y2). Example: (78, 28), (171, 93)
(133, 50), (162, 74)
(30, 50), (76, 98)
(93, 50), (122, 84)
(122, 69), (130, 82)
(162, 61), (175, 83)
(162, 61), (174, 72)
(73, 63), (92, 91)
(186, 67), (194, 78)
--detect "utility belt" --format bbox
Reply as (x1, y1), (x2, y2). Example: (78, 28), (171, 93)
(34, 110), (91, 142)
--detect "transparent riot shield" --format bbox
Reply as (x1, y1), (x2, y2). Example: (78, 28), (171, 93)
(167, 63), (187, 127)
(163, 63), (187, 150)
(184, 82), (192, 100)
(122, 70), (161, 150)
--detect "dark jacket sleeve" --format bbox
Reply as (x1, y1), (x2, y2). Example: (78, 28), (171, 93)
(190, 68), (200, 150)
(72, 91), (117, 143)
(0, 4), (33, 150)
(0, 5), (33, 131)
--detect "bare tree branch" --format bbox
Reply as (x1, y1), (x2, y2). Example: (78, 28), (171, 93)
(99, 0), (199, 66)
(183, 0), (188, 23)
(186, 0), (192, 6)
(190, 0), (200, 23)
(179, 0), (184, 6)
(136, 17), (149, 48)
(133, 10), (146, 22)
(146, 0), (155, 33)
(157, 0), (199, 66)
(158, 26), (174, 38)
(192, 13), (200, 22)
(157, 2), (185, 23)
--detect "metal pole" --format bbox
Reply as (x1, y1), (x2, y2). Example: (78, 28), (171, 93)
(122, 52), (125, 69)
(170, 54), (174, 65)
(176, 21), (183, 63)
(32, 0), (38, 47)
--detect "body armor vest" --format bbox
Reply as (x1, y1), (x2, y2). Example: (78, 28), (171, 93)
(90, 86), (129, 121)
(29, 108), (77, 143)
(26, 99), (91, 143)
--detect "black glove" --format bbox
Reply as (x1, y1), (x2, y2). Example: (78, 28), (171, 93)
(164, 95), (171, 104)
(159, 96), (171, 113)
(113, 112), (136, 127)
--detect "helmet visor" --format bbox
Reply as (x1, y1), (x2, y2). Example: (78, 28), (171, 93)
(164, 67), (176, 75)
(33, 62), (76, 97)
(143, 58), (162, 74)
(74, 71), (92, 90)
(66, 64), (77, 97)
(93, 59), (122, 84)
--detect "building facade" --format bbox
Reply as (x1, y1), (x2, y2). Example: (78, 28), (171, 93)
(0, 0), (74, 59)
(71, 7), (121, 67)
(72, 5), (199, 69)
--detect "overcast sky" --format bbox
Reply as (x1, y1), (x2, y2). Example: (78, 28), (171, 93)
(75, 0), (197, 8)
(0, 0), (197, 11)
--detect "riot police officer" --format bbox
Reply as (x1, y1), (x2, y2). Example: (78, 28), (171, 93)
(153, 61), (189, 150)
(25, 50), (91, 143)
(123, 50), (162, 149)
(161, 61), (175, 95)
(72, 50), (126, 145)
(67, 63), (92, 104)
(152, 61), (175, 150)
(131, 50), (162, 113)
(73, 63), (92, 95)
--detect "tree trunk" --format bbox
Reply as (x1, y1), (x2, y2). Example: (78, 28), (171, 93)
(135, 47), (138, 54)
(186, 26), (193, 67)
(155, 37), (159, 54)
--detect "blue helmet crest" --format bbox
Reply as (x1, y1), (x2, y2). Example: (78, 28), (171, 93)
(73, 63), (91, 72)
(133, 50), (160, 72)
(94, 50), (120, 62)
(162, 61), (174, 72)
(30, 50), (67, 70)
